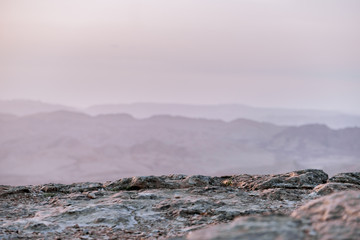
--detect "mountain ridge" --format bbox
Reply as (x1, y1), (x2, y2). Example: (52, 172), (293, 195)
(1, 111), (359, 185)
(1, 99), (359, 128)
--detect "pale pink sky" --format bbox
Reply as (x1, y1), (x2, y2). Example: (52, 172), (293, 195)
(0, 0), (359, 113)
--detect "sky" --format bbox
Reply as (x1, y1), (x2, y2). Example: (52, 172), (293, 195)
(0, 0), (359, 113)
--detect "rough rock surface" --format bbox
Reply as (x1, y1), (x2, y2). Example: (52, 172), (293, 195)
(227, 169), (328, 190)
(329, 172), (360, 185)
(313, 182), (360, 195)
(186, 215), (312, 240)
(292, 191), (360, 240)
(0, 169), (359, 240)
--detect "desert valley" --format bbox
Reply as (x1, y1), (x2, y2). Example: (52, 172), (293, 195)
(0, 100), (359, 185)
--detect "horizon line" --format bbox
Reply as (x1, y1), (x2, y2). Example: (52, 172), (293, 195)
(0, 98), (358, 116)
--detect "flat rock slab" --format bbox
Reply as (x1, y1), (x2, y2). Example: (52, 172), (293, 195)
(0, 170), (358, 240)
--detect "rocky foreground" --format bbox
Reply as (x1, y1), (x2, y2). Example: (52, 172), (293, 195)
(1, 170), (359, 240)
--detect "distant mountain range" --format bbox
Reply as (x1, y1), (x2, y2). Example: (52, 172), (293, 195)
(0, 100), (75, 116)
(1, 100), (359, 128)
(0, 110), (359, 185)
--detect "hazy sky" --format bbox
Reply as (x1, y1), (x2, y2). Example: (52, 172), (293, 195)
(0, 0), (359, 113)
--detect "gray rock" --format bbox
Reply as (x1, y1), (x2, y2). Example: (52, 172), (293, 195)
(87, 192), (96, 199)
(260, 188), (311, 201)
(39, 182), (103, 194)
(186, 215), (312, 240)
(40, 183), (69, 193)
(24, 222), (59, 231)
(128, 176), (169, 190)
(105, 175), (180, 190)
(229, 169), (328, 190)
(329, 172), (360, 185)
(181, 175), (218, 187)
(1, 170), (356, 240)
(104, 177), (133, 191)
(292, 190), (360, 240)
(313, 182), (360, 195)
(0, 186), (31, 196)
(104, 174), (221, 191)
(68, 182), (103, 193)
(104, 170), (327, 192)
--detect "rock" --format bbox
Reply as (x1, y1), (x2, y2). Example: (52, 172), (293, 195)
(259, 188), (311, 201)
(24, 222), (58, 231)
(329, 172), (360, 185)
(1, 170), (356, 239)
(104, 170), (328, 192)
(182, 175), (214, 187)
(167, 174), (188, 180)
(105, 175), (179, 190)
(128, 176), (167, 190)
(134, 192), (161, 200)
(0, 186), (31, 196)
(104, 177), (132, 191)
(229, 169), (328, 190)
(104, 174), (221, 191)
(87, 192), (96, 199)
(313, 182), (360, 195)
(68, 182), (103, 193)
(39, 182), (103, 194)
(187, 191), (360, 240)
(40, 183), (69, 193)
(186, 215), (311, 240)
(291, 191), (360, 240)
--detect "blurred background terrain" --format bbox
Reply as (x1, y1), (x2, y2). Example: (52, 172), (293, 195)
(1, 100), (359, 185)
(1, 1), (359, 185)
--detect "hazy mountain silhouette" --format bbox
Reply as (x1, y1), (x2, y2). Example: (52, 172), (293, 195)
(0, 100), (76, 116)
(1, 100), (359, 128)
(0, 111), (359, 185)
(86, 103), (360, 128)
